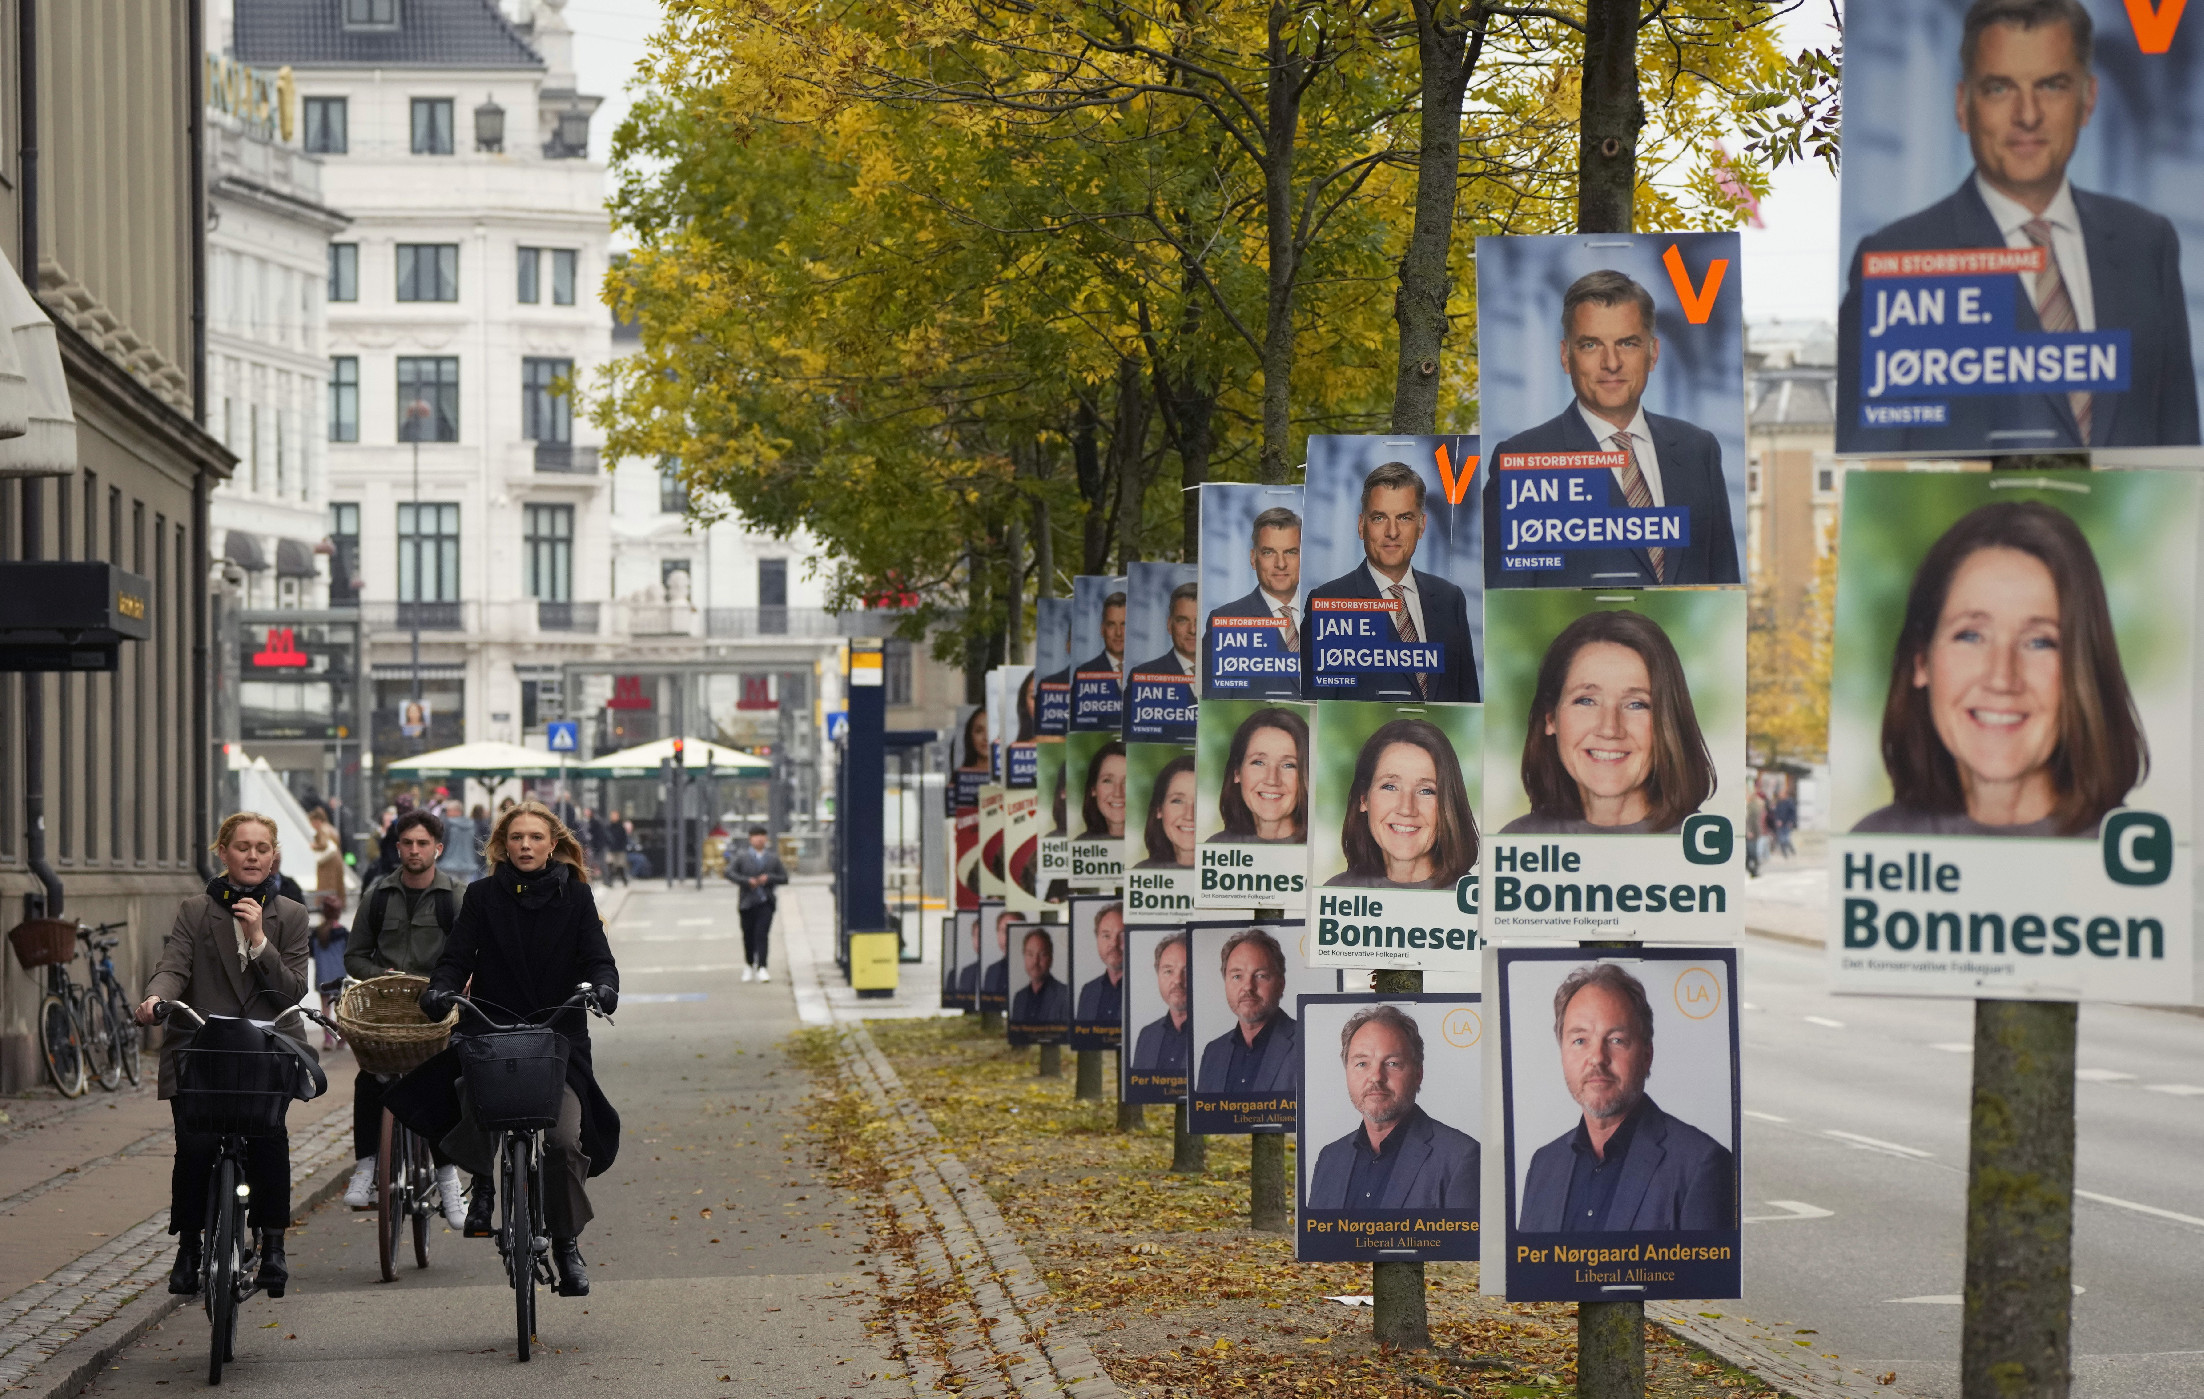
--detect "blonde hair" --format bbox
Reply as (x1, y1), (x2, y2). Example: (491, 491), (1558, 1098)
(212, 811), (281, 853)
(484, 800), (590, 882)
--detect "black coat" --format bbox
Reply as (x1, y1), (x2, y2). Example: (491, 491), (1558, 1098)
(386, 863), (622, 1177)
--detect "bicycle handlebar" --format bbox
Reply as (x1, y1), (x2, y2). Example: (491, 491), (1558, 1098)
(443, 982), (610, 1032)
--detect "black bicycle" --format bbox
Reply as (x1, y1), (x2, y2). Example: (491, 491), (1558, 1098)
(78, 921), (140, 1089)
(445, 983), (608, 1363)
(155, 999), (330, 1386)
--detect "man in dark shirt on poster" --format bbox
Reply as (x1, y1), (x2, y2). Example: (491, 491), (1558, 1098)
(1129, 934), (1192, 1076)
(1306, 1005), (1479, 1210)
(979, 907), (1018, 1005)
(1075, 903), (1126, 1030)
(1195, 928), (1299, 1094)
(1009, 928), (1071, 1030)
(1517, 964), (1733, 1233)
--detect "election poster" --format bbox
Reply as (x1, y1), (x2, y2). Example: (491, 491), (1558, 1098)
(1124, 561), (1200, 741)
(1071, 575), (1129, 734)
(975, 899), (1013, 1015)
(978, 786), (1008, 901)
(1307, 701), (1483, 974)
(938, 914), (967, 1012)
(1827, 468), (2199, 1003)
(1005, 921), (1073, 1047)
(1835, 0), (2203, 457)
(1296, 994), (1483, 1263)
(1005, 785), (1042, 914)
(1037, 596), (1075, 901)
(1125, 740), (1199, 918)
(1480, 588), (1746, 941)
(1477, 233), (1746, 589)
(1491, 946), (1740, 1303)
(1194, 699), (1312, 912)
(1065, 730), (1127, 892)
(1302, 435), (1485, 702)
(1199, 483), (1305, 701)
(950, 702), (987, 910)
(1186, 918), (1304, 1134)
(1122, 922), (1192, 1105)
(990, 664), (1037, 789)
(1067, 895), (1128, 1050)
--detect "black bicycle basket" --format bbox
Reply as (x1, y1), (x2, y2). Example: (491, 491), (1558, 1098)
(457, 1028), (570, 1131)
(174, 1019), (308, 1136)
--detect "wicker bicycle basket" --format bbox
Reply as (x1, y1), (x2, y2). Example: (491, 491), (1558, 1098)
(8, 918), (77, 971)
(335, 974), (459, 1076)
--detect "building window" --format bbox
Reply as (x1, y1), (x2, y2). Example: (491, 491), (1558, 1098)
(524, 504), (574, 602)
(551, 249), (577, 306)
(1817, 468), (1836, 493)
(343, 0), (396, 26)
(397, 502), (461, 602)
(328, 243), (357, 302)
(329, 502), (360, 607)
(303, 96), (348, 153)
(884, 640), (913, 706)
(521, 357), (573, 443)
(395, 244), (457, 302)
(517, 247), (540, 304)
(758, 557), (788, 634)
(1747, 468), (1759, 494)
(329, 357), (359, 442)
(411, 98), (455, 155)
(659, 458), (689, 514)
(397, 356), (460, 442)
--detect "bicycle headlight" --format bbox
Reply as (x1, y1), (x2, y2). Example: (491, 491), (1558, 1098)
(235, 1183), (251, 1200)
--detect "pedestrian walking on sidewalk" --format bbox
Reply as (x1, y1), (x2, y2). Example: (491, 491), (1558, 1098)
(725, 826), (788, 982)
(312, 894), (349, 1050)
(344, 809), (470, 1226)
(135, 812), (315, 1300)
(398, 801), (623, 1298)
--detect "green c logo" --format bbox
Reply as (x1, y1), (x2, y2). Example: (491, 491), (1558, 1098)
(2103, 812), (2171, 886)
(1683, 814), (1733, 866)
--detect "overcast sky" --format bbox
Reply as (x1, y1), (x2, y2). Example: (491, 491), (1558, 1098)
(563, 0), (1844, 326)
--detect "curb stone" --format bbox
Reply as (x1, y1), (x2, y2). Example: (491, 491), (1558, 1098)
(1648, 1305), (1932, 1399)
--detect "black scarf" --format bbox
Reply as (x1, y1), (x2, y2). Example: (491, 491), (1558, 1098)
(500, 858), (572, 910)
(207, 873), (282, 910)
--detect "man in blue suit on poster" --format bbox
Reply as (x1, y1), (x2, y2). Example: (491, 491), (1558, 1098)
(1304, 463), (1480, 701)
(1195, 928), (1299, 1096)
(1516, 963), (1733, 1233)
(1306, 1005), (1479, 1210)
(1485, 270), (1739, 588)
(1837, 0), (2197, 451)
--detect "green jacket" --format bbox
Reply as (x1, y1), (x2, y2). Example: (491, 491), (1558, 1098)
(345, 868), (469, 979)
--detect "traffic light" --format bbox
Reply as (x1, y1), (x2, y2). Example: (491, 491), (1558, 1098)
(672, 736), (686, 767)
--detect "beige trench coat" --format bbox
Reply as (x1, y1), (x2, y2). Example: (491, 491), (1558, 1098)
(142, 893), (316, 1099)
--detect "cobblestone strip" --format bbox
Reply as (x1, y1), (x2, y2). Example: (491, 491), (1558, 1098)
(835, 1023), (1121, 1399)
(1648, 1304), (1932, 1399)
(0, 1108), (351, 1392)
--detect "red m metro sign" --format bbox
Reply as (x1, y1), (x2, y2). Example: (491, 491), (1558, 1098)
(249, 627), (310, 668)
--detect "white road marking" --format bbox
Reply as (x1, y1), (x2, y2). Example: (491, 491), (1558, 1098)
(1742, 1200), (1835, 1224)
(1742, 1109), (1790, 1123)
(2075, 1069), (2138, 1082)
(2075, 1189), (2204, 1229)
(1889, 1294), (1962, 1305)
(2143, 1083), (2204, 1097)
(623, 963), (758, 975)
(1824, 1129), (1933, 1159)
(1803, 1015), (1845, 1029)
(1928, 1042), (1972, 1053)
(1740, 1001), (1761, 1011)
(677, 917), (718, 927)
(622, 992), (710, 1003)
(613, 933), (739, 943)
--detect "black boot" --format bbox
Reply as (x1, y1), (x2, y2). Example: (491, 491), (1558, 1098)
(256, 1230), (288, 1298)
(463, 1179), (497, 1238)
(168, 1232), (203, 1295)
(552, 1238), (589, 1297)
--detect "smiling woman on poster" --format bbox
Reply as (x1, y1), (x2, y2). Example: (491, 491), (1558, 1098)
(1079, 740), (1129, 840)
(1501, 611), (1714, 836)
(1854, 501), (2144, 837)
(1136, 755), (1198, 868)
(1207, 708), (1309, 844)
(958, 708), (990, 775)
(1325, 720), (1479, 889)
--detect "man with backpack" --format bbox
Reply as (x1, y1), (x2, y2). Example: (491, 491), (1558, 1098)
(343, 809), (470, 1225)
(725, 826), (789, 981)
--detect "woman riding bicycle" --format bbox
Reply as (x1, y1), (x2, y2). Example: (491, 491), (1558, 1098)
(136, 812), (315, 1299)
(405, 801), (620, 1298)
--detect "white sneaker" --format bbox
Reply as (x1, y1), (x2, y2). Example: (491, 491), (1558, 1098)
(435, 1165), (467, 1229)
(741, 965), (753, 982)
(343, 1157), (377, 1210)
(757, 966), (771, 982)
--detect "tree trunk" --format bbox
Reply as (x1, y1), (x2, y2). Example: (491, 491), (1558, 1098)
(1576, 0), (1640, 234)
(1578, 1300), (1645, 1398)
(1118, 1100), (1146, 1130)
(1249, 1131), (1288, 1232)
(1172, 1101), (1206, 1172)
(1038, 1042), (1062, 1078)
(1389, 1), (1481, 434)
(1370, 965), (1429, 1345)
(1152, 361), (1214, 563)
(1005, 514), (1026, 659)
(1962, 998), (2076, 1399)
(1032, 492), (1056, 599)
(1075, 1047), (1102, 1099)
(1256, 1), (1305, 484)
(1111, 358), (1156, 570)
(1073, 399), (1113, 575)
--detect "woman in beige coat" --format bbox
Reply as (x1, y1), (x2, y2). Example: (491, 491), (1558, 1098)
(136, 812), (315, 1299)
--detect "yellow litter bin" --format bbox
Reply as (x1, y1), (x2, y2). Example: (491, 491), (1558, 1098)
(849, 931), (900, 996)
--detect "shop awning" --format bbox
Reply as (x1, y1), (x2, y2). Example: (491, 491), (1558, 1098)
(224, 531), (268, 572)
(275, 538), (317, 577)
(384, 740), (568, 779)
(571, 736), (771, 777)
(0, 248), (75, 477)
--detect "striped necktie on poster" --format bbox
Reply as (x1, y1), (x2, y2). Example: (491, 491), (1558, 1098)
(2023, 217), (2093, 445)
(1277, 603), (1299, 654)
(1610, 431), (1667, 582)
(1388, 584), (1428, 699)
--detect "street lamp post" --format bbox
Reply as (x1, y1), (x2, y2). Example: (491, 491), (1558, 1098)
(404, 398), (433, 736)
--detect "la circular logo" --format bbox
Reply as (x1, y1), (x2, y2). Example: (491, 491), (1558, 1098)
(1673, 966), (1722, 1020)
(1441, 1006), (1482, 1048)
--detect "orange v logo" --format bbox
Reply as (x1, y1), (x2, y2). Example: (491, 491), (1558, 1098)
(2125, 0), (2187, 52)
(1433, 443), (1478, 505)
(1662, 244), (1729, 325)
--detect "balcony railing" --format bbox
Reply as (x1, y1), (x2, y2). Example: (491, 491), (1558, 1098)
(536, 600), (601, 633)
(362, 600), (466, 631)
(705, 607), (847, 639)
(533, 442), (600, 473)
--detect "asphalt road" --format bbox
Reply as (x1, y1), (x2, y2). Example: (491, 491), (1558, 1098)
(1737, 924), (2204, 1398)
(81, 881), (912, 1399)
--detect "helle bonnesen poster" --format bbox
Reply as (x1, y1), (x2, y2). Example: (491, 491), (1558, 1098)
(1124, 561), (1200, 919)
(1827, 468), (2199, 1003)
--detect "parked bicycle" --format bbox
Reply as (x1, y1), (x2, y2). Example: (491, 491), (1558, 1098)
(153, 997), (330, 1386)
(79, 921), (141, 1089)
(7, 918), (103, 1097)
(442, 983), (608, 1362)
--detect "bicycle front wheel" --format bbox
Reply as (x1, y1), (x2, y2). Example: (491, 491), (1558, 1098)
(79, 990), (121, 1091)
(377, 1111), (402, 1283)
(408, 1128), (433, 1269)
(206, 1158), (239, 1385)
(504, 1136), (535, 1362)
(109, 984), (142, 1085)
(38, 994), (86, 1098)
